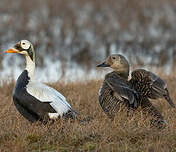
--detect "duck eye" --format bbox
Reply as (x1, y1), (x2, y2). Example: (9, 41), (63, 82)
(20, 40), (30, 49)
(112, 57), (116, 60)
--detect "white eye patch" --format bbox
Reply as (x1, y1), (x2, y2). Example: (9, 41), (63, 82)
(20, 40), (31, 50)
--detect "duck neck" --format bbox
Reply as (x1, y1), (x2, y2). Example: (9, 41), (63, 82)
(25, 55), (35, 81)
(116, 71), (129, 79)
(114, 68), (129, 79)
(113, 64), (130, 80)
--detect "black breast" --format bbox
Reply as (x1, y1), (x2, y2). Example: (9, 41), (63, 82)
(13, 70), (56, 122)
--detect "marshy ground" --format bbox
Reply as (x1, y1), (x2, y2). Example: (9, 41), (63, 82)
(0, 76), (176, 152)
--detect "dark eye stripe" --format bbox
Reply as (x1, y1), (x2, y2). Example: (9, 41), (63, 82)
(27, 46), (33, 61)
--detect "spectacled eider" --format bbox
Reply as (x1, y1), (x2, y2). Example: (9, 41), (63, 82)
(97, 54), (174, 127)
(5, 40), (77, 123)
(97, 54), (138, 120)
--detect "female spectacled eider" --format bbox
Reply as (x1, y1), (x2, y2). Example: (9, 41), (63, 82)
(97, 54), (175, 126)
(97, 54), (139, 120)
(5, 40), (77, 123)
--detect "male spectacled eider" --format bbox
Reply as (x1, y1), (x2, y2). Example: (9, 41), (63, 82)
(97, 54), (175, 127)
(5, 40), (77, 123)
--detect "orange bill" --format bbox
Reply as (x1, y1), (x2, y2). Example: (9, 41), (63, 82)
(5, 48), (19, 53)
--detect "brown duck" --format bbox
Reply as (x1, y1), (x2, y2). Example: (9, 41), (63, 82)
(97, 54), (138, 120)
(97, 54), (175, 126)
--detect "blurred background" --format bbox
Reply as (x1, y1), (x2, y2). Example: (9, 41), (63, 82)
(1, 0), (176, 82)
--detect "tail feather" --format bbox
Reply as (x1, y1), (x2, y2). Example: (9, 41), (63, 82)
(164, 89), (175, 108)
(164, 95), (175, 108)
(63, 109), (80, 119)
(64, 109), (94, 124)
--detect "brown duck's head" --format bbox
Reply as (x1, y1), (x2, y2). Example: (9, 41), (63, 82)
(97, 54), (130, 77)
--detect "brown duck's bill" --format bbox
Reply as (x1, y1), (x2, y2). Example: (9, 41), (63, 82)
(5, 48), (19, 53)
(97, 62), (110, 67)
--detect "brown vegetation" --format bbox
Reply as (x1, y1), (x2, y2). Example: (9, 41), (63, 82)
(0, 76), (176, 151)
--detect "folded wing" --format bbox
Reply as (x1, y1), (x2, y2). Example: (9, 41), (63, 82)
(26, 82), (72, 116)
(105, 77), (138, 108)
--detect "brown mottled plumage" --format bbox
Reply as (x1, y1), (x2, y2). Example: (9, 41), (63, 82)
(129, 69), (175, 108)
(99, 71), (138, 120)
(97, 54), (175, 127)
(97, 54), (138, 120)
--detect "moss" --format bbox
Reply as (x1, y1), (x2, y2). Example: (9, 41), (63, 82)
(25, 134), (41, 144)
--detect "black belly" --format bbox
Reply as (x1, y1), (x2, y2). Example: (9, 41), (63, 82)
(13, 94), (56, 122)
(13, 97), (40, 122)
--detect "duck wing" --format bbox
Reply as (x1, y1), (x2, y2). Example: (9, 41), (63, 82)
(105, 77), (138, 108)
(26, 82), (73, 116)
(130, 69), (175, 108)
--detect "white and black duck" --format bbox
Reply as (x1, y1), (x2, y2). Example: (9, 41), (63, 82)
(5, 40), (77, 123)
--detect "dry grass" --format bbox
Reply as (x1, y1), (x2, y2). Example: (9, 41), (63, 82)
(0, 76), (176, 152)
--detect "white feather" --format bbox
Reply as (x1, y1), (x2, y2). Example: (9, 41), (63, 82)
(48, 113), (60, 120)
(26, 82), (71, 116)
(98, 85), (103, 96)
(25, 55), (35, 80)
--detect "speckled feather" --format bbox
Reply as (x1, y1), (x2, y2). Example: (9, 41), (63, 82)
(99, 71), (138, 120)
(129, 69), (175, 108)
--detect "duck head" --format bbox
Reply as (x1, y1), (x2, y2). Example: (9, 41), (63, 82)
(5, 40), (35, 61)
(97, 54), (130, 78)
(5, 40), (36, 80)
